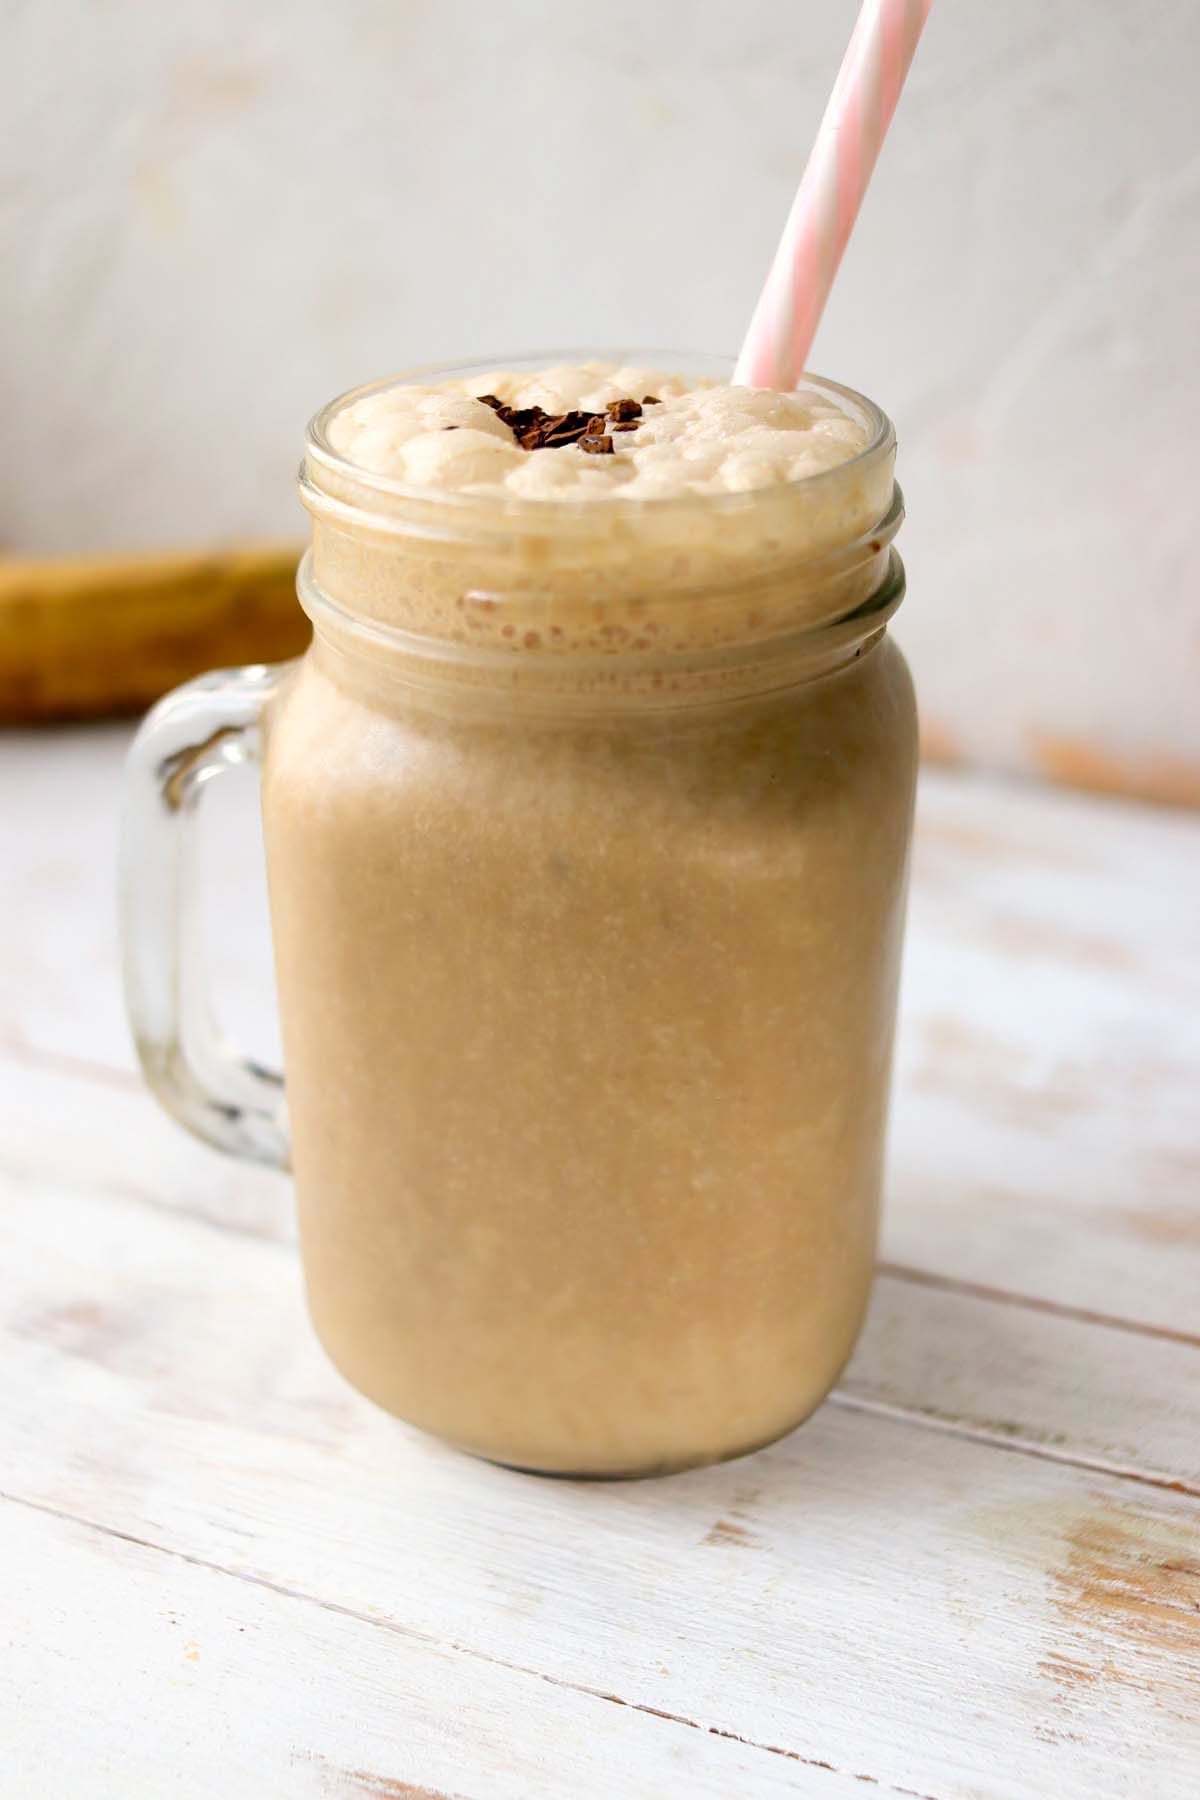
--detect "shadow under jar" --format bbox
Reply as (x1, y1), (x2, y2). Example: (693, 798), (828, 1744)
(122, 352), (918, 1478)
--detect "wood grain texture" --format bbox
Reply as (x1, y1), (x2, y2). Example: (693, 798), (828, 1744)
(2, 1165), (1199, 1800)
(2, 1052), (1198, 1500)
(3, 728), (1195, 1326)
(2, 726), (1199, 1797)
(888, 774), (1200, 1334)
(0, 547), (308, 721)
(2, 1503), (860, 1800)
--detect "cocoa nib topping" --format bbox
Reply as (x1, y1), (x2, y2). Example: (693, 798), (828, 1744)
(469, 390), (659, 456)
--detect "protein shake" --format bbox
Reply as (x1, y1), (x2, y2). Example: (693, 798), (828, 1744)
(256, 354), (916, 1476)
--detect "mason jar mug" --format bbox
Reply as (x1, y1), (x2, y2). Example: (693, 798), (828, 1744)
(121, 353), (917, 1478)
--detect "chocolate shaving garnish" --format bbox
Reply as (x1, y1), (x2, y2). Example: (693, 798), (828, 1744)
(609, 421), (639, 433)
(476, 391), (633, 454)
(543, 410), (601, 446)
(478, 395), (547, 434)
(607, 398), (642, 422)
(641, 394), (660, 406)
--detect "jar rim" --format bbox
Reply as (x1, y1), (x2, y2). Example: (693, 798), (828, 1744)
(301, 348), (895, 536)
(298, 541), (906, 713)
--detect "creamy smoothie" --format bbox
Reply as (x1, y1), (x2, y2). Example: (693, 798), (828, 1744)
(261, 357), (916, 1477)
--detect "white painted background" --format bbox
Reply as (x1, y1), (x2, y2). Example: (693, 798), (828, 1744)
(5, 0), (1199, 793)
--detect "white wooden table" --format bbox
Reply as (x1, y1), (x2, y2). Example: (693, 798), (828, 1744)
(2, 725), (1198, 1800)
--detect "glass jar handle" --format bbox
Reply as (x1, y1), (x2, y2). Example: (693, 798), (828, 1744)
(120, 663), (290, 1169)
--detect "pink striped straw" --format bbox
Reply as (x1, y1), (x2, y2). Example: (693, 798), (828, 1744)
(733, 0), (934, 390)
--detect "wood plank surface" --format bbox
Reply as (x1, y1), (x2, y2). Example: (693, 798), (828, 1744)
(889, 775), (1200, 1335)
(1, 1502), (851, 1800)
(2, 723), (1198, 1797)
(2, 1163), (1198, 1800)
(3, 726), (1196, 1332)
(2, 1050), (1198, 1499)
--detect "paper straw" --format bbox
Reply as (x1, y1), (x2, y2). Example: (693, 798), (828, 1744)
(733, 0), (934, 390)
